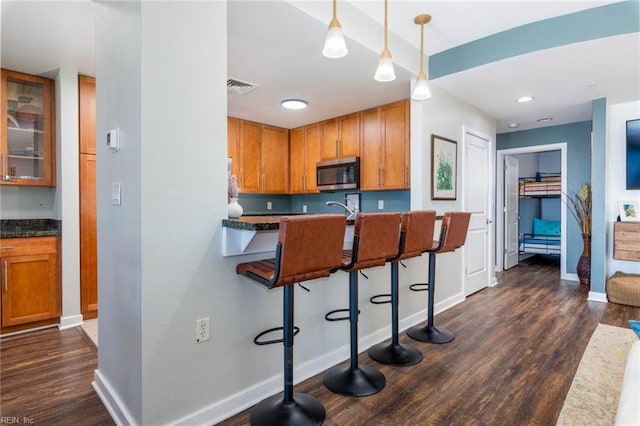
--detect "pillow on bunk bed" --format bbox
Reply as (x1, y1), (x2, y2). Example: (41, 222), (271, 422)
(533, 218), (561, 236)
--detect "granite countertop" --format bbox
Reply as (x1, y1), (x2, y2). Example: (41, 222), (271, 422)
(222, 215), (356, 231)
(1, 219), (62, 238)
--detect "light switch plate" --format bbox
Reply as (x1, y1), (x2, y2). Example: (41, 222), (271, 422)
(107, 128), (120, 152)
(111, 182), (122, 206)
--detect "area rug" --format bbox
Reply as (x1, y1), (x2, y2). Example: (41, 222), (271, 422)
(556, 323), (637, 425)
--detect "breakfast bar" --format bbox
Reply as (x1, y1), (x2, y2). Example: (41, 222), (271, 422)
(222, 215), (355, 257)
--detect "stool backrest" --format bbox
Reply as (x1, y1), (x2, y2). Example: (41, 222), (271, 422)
(436, 211), (472, 253)
(276, 214), (346, 286)
(399, 210), (437, 260)
(346, 213), (402, 270)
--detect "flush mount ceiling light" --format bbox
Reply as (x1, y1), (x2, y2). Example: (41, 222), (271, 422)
(537, 117), (553, 123)
(508, 123), (519, 128)
(374, 0), (395, 82)
(322, 0), (348, 58)
(411, 14), (432, 101)
(281, 99), (308, 110)
(516, 96), (535, 103)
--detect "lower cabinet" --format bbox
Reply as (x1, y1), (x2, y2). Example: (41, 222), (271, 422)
(1, 237), (60, 331)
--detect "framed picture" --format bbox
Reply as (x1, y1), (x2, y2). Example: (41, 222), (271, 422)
(431, 134), (457, 200)
(618, 201), (640, 221)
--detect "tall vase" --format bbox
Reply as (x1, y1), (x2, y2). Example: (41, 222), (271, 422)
(577, 233), (591, 286)
(228, 197), (243, 218)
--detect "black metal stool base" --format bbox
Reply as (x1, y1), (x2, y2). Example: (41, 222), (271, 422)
(250, 393), (325, 426)
(323, 364), (386, 396)
(368, 341), (423, 366)
(407, 325), (454, 344)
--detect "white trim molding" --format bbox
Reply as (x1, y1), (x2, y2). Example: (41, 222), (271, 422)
(588, 291), (608, 303)
(58, 314), (84, 330)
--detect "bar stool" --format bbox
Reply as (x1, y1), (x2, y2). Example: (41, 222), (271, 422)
(323, 212), (402, 397)
(236, 214), (346, 426)
(407, 211), (471, 344)
(368, 210), (437, 366)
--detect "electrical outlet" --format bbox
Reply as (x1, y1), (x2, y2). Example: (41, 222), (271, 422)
(302, 205), (307, 213)
(378, 200), (384, 210)
(267, 201), (272, 210)
(195, 317), (210, 343)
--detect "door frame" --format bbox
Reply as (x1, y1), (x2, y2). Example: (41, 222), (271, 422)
(495, 143), (569, 279)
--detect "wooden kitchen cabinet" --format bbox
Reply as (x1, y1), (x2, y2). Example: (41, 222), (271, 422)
(227, 117), (289, 194)
(261, 125), (289, 193)
(1, 69), (56, 186)
(1, 237), (61, 331)
(360, 100), (410, 190)
(289, 123), (320, 193)
(79, 75), (98, 319)
(319, 112), (360, 161)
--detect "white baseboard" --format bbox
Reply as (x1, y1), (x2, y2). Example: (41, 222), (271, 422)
(174, 294), (465, 425)
(564, 273), (579, 282)
(59, 314), (84, 330)
(93, 369), (138, 426)
(588, 291), (608, 303)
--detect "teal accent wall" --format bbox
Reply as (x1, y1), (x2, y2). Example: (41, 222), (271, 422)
(238, 189), (410, 215)
(430, 1), (640, 79)
(497, 121), (592, 275)
(591, 98), (607, 293)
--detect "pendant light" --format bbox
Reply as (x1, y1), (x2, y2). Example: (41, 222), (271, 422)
(323, 0), (348, 58)
(374, 0), (395, 82)
(411, 14), (432, 101)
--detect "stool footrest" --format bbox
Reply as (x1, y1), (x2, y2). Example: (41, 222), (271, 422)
(369, 294), (392, 305)
(325, 308), (360, 322)
(254, 326), (300, 346)
(409, 283), (429, 292)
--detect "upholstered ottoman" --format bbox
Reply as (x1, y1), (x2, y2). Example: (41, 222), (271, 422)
(607, 271), (640, 307)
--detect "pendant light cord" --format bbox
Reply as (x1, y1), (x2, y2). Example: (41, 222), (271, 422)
(419, 22), (425, 74)
(333, 0), (337, 19)
(384, 0), (389, 50)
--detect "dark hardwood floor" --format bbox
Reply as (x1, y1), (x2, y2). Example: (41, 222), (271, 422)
(220, 256), (640, 425)
(0, 325), (113, 425)
(1, 256), (638, 425)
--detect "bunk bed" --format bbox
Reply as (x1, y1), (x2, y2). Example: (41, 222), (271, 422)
(519, 173), (561, 256)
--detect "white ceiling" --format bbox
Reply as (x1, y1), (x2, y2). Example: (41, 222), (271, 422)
(2, 0), (638, 133)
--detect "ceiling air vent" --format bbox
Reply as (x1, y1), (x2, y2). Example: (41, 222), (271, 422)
(227, 78), (259, 95)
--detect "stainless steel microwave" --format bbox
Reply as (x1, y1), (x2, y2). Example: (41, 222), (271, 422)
(316, 157), (360, 191)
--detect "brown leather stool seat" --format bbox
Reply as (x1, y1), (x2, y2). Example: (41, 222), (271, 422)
(368, 210), (437, 366)
(323, 212), (402, 397)
(407, 211), (471, 344)
(236, 214), (346, 426)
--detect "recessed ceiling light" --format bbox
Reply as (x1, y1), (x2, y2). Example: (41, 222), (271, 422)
(516, 96), (535, 103)
(537, 117), (553, 123)
(281, 99), (308, 110)
(508, 123), (519, 128)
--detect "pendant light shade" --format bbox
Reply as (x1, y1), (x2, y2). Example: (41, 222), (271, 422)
(411, 14), (432, 101)
(374, 0), (395, 82)
(323, 0), (348, 58)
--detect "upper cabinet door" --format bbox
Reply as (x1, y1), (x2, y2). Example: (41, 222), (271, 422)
(79, 75), (96, 155)
(1, 69), (56, 186)
(261, 125), (289, 193)
(238, 119), (262, 193)
(381, 100), (409, 189)
(319, 118), (339, 161)
(338, 112), (360, 159)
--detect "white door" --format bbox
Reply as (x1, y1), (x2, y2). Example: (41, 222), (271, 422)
(464, 130), (491, 295)
(504, 155), (520, 269)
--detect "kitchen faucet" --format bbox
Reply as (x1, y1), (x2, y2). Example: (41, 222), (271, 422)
(326, 201), (357, 220)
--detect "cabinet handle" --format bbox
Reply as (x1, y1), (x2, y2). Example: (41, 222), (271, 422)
(262, 174), (265, 191)
(3, 260), (7, 292)
(405, 166), (409, 187)
(1, 154), (7, 181)
(302, 175), (306, 192)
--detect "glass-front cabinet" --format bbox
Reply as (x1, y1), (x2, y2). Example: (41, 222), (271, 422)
(1, 69), (55, 186)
